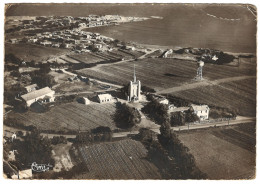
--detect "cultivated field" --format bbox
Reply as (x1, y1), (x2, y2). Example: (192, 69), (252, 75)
(8, 102), (117, 132)
(68, 53), (104, 64)
(172, 78), (256, 116)
(5, 43), (69, 62)
(78, 58), (256, 91)
(74, 139), (162, 179)
(178, 123), (256, 179)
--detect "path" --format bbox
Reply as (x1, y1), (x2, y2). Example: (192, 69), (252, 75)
(157, 75), (256, 94)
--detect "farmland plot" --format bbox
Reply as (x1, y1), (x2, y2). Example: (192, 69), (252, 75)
(78, 58), (256, 91)
(68, 53), (103, 64)
(178, 123), (256, 179)
(172, 78), (256, 116)
(8, 102), (117, 132)
(74, 139), (161, 179)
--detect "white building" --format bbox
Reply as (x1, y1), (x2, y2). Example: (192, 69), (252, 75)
(191, 104), (210, 120)
(98, 94), (112, 103)
(21, 87), (55, 107)
(128, 65), (141, 102)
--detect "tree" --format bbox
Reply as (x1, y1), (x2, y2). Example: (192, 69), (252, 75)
(113, 103), (141, 129)
(32, 74), (56, 88)
(185, 109), (199, 123)
(170, 112), (185, 126)
(14, 129), (54, 170)
(142, 99), (169, 125)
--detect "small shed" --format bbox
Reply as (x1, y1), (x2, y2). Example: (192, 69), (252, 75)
(83, 97), (90, 105)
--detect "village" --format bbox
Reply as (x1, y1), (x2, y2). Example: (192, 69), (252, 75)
(3, 12), (256, 180)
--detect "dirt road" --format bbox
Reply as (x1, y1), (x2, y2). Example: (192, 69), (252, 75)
(157, 75), (256, 94)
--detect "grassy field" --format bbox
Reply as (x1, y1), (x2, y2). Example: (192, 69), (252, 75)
(5, 43), (69, 62)
(178, 123), (256, 179)
(74, 139), (161, 179)
(8, 102), (117, 132)
(78, 58), (256, 91)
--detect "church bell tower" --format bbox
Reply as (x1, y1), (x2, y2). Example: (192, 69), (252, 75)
(128, 64), (141, 102)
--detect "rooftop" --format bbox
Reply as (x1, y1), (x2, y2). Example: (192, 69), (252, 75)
(25, 84), (37, 90)
(191, 104), (209, 111)
(98, 93), (112, 100)
(21, 87), (54, 101)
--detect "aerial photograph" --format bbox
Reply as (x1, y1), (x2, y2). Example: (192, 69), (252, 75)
(2, 3), (256, 180)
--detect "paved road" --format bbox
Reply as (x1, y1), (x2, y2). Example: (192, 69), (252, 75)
(157, 75), (256, 94)
(4, 116), (255, 140)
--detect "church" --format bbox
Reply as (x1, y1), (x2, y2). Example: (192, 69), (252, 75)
(128, 64), (141, 102)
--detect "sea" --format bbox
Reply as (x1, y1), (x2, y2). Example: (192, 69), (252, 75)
(6, 4), (257, 53)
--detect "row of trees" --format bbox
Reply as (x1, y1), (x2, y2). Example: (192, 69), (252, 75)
(170, 109), (199, 127)
(139, 119), (207, 179)
(75, 126), (113, 144)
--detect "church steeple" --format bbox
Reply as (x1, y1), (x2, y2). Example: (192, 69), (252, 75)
(134, 64), (136, 82)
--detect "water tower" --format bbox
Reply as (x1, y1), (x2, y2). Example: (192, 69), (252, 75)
(196, 61), (204, 80)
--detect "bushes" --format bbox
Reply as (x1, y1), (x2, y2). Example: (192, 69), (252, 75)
(141, 86), (156, 93)
(164, 95), (190, 107)
(209, 108), (237, 119)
